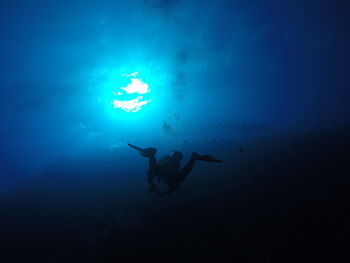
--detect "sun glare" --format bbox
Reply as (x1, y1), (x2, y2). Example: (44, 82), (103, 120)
(121, 78), (150, 94)
(112, 96), (151, 112)
(111, 72), (152, 112)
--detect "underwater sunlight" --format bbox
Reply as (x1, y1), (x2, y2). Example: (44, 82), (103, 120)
(111, 72), (152, 112)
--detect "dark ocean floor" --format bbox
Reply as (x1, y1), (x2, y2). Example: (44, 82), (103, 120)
(1, 126), (350, 263)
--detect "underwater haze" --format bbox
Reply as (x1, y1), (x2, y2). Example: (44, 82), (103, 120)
(0, 0), (350, 262)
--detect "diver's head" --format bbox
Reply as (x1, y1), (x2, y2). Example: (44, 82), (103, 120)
(171, 151), (183, 162)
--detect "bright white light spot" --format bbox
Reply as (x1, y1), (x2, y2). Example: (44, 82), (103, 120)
(121, 78), (150, 94)
(112, 73), (152, 113)
(112, 96), (152, 112)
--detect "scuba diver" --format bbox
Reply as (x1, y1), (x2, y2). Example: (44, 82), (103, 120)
(128, 143), (222, 196)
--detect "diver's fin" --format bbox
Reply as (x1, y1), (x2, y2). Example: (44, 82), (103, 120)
(193, 153), (223, 163)
(128, 143), (157, 157)
(128, 143), (144, 152)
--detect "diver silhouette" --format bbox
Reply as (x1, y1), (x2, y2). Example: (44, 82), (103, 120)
(128, 144), (222, 196)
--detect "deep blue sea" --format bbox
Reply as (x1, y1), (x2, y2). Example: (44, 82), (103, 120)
(0, 0), (349, 262)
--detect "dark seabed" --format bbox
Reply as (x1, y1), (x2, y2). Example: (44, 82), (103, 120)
(1, 0), (350, 262)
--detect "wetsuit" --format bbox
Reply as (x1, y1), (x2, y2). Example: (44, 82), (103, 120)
(147, 154), (196, 195)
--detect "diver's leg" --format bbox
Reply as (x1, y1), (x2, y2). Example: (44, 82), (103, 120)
(179, 154), (196, 182)
(147, 153), (160, 182)
(138, 147), (158, 173)
(148, 155), (158, 172)
(147, 154), (160, 193)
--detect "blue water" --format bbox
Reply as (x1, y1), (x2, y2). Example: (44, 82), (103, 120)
(0, 0), (349, 262)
